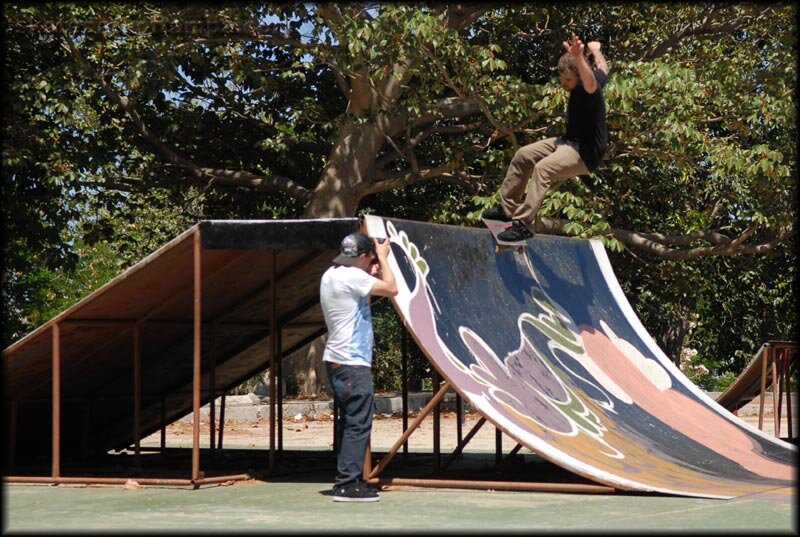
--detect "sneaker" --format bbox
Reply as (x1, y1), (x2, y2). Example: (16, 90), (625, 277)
(358, 478), (380, 493)
(335, 479), (378, 493)
(482, 204), (511, 222)
(333, 481), (380, 502)
(497, 220), (533, 242)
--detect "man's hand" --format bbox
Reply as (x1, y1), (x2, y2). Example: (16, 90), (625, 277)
(562, 33), (585, 58)
(374, 237), (390, 259)
(586, 40), (609, 76)
(369, 238), (397, 297)
(369, 256), (381, 276)
(563, 33), (597, 93)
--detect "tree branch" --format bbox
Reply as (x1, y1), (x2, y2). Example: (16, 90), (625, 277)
(359, 164), (454, 196)
(61, 29), (311, 201)
(195, 168), (311, 200)
(374, 121), (483, 169)
(639, 5), (773, 61)
(441, 172), (481, 193)
(328, 56), (352, 98)
(537, 218), (795, 260)
(61, 30), (207, 179)
(382, 96), (482, 137)
(445, 4), (499, 31)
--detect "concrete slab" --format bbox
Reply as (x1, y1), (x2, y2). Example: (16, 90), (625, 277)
(3, 481), (796, 533)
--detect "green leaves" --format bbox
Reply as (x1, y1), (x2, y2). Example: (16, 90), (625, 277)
(2, 3), (795, 381)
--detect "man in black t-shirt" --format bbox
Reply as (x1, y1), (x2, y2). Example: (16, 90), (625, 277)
(484, 34), (609, 242)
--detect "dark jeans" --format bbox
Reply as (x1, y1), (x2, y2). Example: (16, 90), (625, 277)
(326, 362), (374, 487)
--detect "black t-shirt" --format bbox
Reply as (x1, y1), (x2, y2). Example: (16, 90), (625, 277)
(565, 68), (608, 172)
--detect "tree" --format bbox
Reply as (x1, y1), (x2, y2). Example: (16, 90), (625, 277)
(3, 3), (796, 386)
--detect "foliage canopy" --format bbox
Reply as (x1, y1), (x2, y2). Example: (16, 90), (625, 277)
(3, 3), (796, 384)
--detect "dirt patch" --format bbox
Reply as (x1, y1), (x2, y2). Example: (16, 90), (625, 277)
(142, 408), (791, 453)
(142, 409), (530, 452)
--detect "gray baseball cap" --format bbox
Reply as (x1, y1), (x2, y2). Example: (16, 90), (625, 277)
(333, 232), (375, 266)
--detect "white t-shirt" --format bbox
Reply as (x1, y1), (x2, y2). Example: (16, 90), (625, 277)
(320, 265), (378, 367)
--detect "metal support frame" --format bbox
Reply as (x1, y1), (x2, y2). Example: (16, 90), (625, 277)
(401, 331), (409, 457)
(3, 226), (294, 488)
(362, 376), (613, 494)
(18, 232), (221, 488)
(364, 303), (624, 496)
(269, 249), (277, 472)
(758, 342), (797, 438)
(456, 394), (463, 446)
(217, 393), (226, 450)
(432, 370), (441, 473)
(209, 326), (217, 457)
(8, 400), (17, 469)
(367, 381), (452, 481)
(160, 395), (167, 455)
(52, 323), (61, 480)
(495, 428), (502, 465)
(191, 227), (203, 484)
(276, 327), (284, 453)
(440, 417), (486, 472)
(370, 477), (614, 494)
(133, 322), (142, 472)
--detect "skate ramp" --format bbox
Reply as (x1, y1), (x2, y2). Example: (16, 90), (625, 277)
(3, 219), (360, 461)
(716, 341), (798, 413)
(366, 216), (796, 499)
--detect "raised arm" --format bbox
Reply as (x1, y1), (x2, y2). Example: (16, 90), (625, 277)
(368, 238), (397, 297)
(587, 41), (609, 76)
(563, 33), (597, 94)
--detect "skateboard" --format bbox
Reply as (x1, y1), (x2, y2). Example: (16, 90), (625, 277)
(482, 217), (526, 254)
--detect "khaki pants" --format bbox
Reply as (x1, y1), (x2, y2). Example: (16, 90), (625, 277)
(500, 137), (588, 231)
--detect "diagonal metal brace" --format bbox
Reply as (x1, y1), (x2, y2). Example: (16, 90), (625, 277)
(367, 381), (451, 480)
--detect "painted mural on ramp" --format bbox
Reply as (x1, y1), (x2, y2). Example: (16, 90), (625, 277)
(365, 216), (796, 499)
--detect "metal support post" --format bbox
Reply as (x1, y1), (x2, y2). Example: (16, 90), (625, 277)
(495, 428), (503, 465)
(456, 394), (464, 446)
(160, 394), (166, 455)
(441, 417), (487, 472)
(209, 327), (216, 457)
(52, 323), (61, 480)
(269, 249), (277, 472)
(8, 401), (17, 470)
(783, 346), (793, 438)
(401, 331), (409, 457)
(758, 344), (769, 431)
(432, 369), (441, 473)
(133, 322), (142, 472)
(191, 228), (202, 483)
(367, 381), (451, 481)
(277, 327), (283, 453)
(218, 393), (226, 450)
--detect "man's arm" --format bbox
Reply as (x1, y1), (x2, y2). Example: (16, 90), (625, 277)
(563, 34), (597, 94)
(587, 41), (609, 76)
(369, 239), (397, 297)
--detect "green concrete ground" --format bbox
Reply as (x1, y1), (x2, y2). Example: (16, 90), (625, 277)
(3, 478), (796, 534)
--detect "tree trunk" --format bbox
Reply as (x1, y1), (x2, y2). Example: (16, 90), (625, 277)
(289, 65), (411, 394)
(281, 337), (332, 397)
(303, 121), (386, 217)
(660, 302), (692, 366)
(281, 121), (387, 394)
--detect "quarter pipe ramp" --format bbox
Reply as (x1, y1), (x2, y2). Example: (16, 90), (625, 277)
(366, 216), (796, 499)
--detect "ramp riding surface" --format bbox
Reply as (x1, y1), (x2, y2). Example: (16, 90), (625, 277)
(365, 216), (796, 499)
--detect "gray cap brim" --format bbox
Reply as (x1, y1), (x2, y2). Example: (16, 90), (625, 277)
(333, 253), (360, 266)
